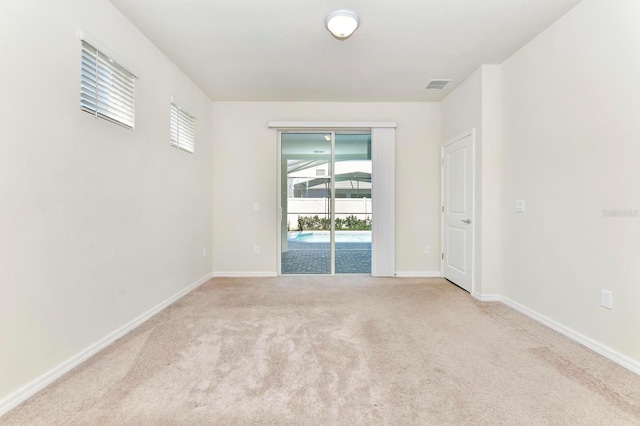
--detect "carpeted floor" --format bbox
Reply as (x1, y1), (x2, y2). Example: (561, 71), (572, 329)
(3, 277), (640, 425)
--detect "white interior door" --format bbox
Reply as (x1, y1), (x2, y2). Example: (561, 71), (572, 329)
(442, 132), (474, 292)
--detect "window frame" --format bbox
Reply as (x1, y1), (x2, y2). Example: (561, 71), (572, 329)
(81, 40), (136, 130)
(170, 101), (196, 154)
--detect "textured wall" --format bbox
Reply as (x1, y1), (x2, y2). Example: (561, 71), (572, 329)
(500, 0), (640, 363)
(0, 0), (213, 403)
(211, 102), (441, 275)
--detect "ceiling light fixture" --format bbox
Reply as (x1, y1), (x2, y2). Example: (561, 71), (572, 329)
(326, 9), (360, 39)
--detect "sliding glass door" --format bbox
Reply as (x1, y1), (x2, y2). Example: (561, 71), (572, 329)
(334, 134), (372, 273)
(280, 132), (371, 275)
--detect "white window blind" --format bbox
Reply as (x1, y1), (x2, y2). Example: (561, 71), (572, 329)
(170, 103), (196, 154)
(81, 41), (135, 129)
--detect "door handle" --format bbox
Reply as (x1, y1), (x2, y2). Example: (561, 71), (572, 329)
(461, 219), (471, 224)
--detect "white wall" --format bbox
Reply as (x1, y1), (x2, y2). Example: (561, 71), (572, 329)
(0, 0), (212, 405)
(211, 102), (441, 275)
(500, 0), (640, 363)
(441, 69), (484, 293)
(441, 69), (483, 144)
(441, 66), (503, 295)
(479, 66), (503, 296)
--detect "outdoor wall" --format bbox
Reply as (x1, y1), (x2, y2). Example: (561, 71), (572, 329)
(500, 0), (640, 366)
(287, 198), (373, 231)
(0, 0), (213, 409)
(211, 102), (441, 276)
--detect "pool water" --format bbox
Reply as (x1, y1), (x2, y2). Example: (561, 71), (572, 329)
(290, 231), (371, 243)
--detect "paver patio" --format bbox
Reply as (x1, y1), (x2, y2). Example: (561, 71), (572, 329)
(282, 239), (371, 274)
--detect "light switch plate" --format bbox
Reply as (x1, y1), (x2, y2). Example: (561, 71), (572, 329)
(515, 200), (525, 212)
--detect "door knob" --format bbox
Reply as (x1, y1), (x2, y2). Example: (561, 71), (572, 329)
(461, 219), (471, 224)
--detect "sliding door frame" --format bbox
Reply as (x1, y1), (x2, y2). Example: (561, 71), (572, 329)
(277, 130), (336, 274)
(271, 121), (397, 277)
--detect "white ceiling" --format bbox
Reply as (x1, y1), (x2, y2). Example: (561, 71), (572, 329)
(108, 0), (582, 102)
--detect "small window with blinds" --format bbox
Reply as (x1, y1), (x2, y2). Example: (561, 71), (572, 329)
(170, 102), (196, 154)
(81, 41), (136, 129)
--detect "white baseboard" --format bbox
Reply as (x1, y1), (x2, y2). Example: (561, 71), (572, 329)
(3, 275), (637, 418)
(394, 271), (442, 278)
(212, 271), (278, 277)
(472, 292), (502, 302)
(214, 272), (443, 279)
(0, 272), (213, 417)
(499, 295), (640, 376)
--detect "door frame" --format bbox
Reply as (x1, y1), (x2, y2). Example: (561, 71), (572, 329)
(277, 130), (337, 275)
(441, 128), (476, 293)
(271, 121), (397, 276)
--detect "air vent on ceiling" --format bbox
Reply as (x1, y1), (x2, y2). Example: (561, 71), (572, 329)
(425, 79), (452, 90)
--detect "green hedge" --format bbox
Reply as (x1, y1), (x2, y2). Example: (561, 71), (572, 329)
(297, 215), (371, 231)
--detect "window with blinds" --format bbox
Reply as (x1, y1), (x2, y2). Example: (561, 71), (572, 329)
(170, 102), (196, 154)
(81, 41), (136, 129)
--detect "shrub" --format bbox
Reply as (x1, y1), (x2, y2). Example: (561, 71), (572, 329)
(296, 215), (371, 230)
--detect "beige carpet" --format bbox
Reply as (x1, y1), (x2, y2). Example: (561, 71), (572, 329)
(3, 277), (640, 425)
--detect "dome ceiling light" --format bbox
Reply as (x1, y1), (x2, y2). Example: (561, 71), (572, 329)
(325, 9), (360, 39)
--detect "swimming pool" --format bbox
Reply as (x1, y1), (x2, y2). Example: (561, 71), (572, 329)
(289, 230), (371, 243)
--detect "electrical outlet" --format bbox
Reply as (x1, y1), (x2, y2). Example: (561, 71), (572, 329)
(254, 245), (260, 254)
(600, 290), (613, 309)
(424, 246), (431, 254)
(253, 203), (260, 212)
(515, 200), (525, 212)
